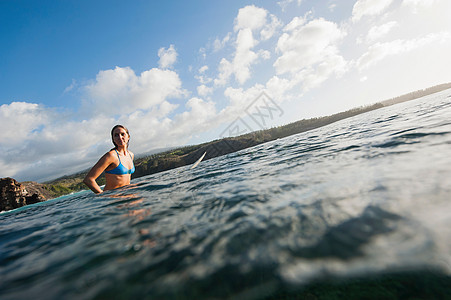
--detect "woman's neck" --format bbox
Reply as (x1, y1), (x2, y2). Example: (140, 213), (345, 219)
(115, 146), (128, 155)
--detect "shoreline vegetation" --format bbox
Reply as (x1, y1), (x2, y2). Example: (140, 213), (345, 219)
(19, 83), (451, 200)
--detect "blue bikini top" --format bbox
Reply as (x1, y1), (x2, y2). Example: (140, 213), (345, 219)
(105, 149), (135, 175)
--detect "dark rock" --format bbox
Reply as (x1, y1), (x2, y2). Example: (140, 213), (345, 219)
(0, 177), (45, 212)
(25, 193), (45, 205)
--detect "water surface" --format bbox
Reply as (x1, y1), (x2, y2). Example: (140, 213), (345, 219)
(1, 90), (451, 299)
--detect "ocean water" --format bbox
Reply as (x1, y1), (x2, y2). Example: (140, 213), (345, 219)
(1, 90), (451, 299)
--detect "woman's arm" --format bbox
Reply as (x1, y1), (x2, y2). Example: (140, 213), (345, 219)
(83, 152), (114, 194)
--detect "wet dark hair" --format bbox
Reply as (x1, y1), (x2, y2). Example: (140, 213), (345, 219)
(111, 125), (130, 149)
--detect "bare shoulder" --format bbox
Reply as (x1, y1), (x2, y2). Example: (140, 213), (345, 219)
(129, 150), (134, 159)
(86, 150), (117, 178)
(103, 150), (116, 158)
(99, 150), (117, 164)
(107, 149), (118, 156)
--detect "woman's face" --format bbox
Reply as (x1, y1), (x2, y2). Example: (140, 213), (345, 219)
(113, 127), (129, 147)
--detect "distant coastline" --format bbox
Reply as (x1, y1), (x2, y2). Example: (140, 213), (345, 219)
(15, 82), (451, 201)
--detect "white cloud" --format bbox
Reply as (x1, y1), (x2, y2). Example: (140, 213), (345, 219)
(234, 5), (268, 32)
(271, 15), (351, 95)
(233, 28), (259, 84)
(217, 83), (286, 133)
(367, 21), (398, 42)
(158, 44), (178, 69)
(196, 75), (212, 85)
(278, 0), (302, 12)
(84, 66), (185, 116)
(196, 66), (212, 85)
(357, 31), (451, 70)
(197, 84), (213, 97)
(221, 85), (265, 118)
(301, 54), (348, 91)
(0, 110), (116, 181)
(260, 14), (283, 41)
(199, 47), (206, 59)
(402, 0), (437, 13)
(283, 15), (308, 32)
(174, 97), (217, 132)
(329, 3), (337, 12)
(213, 33), (231, 52)
(258, 49), (271, 60)
(0, 102), (50, 147)
(215, 5), (281, 86)
(403, 0), (436, 5)
(63, 79), (77, 93)
(352, 0), (394, 22)
(214, 58), (233, 86)
(199, 65), (209, 73)
(265, 75), (298, 101)
(274, 18), (346, 75)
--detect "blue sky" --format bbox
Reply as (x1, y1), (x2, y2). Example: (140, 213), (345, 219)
(1, 0), (451, 182)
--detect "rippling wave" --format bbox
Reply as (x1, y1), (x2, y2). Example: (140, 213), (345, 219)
(1, 90), (451, 299)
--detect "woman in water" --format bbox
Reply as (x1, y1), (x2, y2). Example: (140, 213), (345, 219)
(84, 125), (135, 193)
